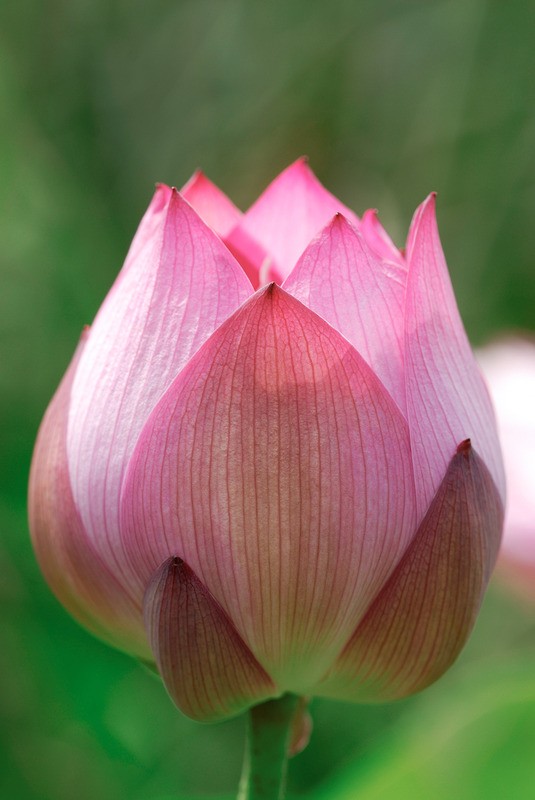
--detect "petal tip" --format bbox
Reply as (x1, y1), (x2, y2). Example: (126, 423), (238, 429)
(457, 438), (472, 457)
(144, 557), (275, 721)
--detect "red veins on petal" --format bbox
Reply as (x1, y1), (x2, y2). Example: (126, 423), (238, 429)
(121, 284), (415, 691)
(144, 556), (275, 722)
(316, 440), (503, 702)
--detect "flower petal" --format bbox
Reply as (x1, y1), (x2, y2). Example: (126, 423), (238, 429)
(180, 170), (242, 237)
(67, 189), (253, 582)
(283, 215), (407, 412)
(28, 331), (149, 657)
(360, 208), (405, 266)
(144, 556), (276, 722)
(121, 183), (173, 276)
(120, 284), (415, 692)
(404, 194), (505, 519)
(224, 226), (271, 289)
(225, 158), (359, 283)
(477, 339), (535, 565)
(317, 440), (503, 702)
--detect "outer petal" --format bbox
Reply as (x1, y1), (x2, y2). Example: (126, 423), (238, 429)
(317, 440), (503, 702)
(360, 208), (405, 266)
(28, 331), (149, 658)
(404, 194), (505, 519)
(283, 215), (407, 412)
(120, 285), (416, 692)
(121, 183), (173, 276)
(67, 190), (253, 582)
(144, 557), (276, 722)
(180, 170), (242, 237)
(225, 158), (360, 283)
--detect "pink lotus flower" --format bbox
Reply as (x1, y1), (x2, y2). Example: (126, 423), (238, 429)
(29, 160), (505, 721)
(477, 338), (535, 605)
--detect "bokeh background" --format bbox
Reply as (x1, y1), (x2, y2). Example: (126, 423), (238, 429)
(1, 1), (535, 798)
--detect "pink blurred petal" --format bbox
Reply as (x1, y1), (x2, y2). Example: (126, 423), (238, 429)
(181, 170), (242, 237)
(225, 158), (359, 283)
(144, 556), (275, 722)
(288, 697), (313, 756)
(283, 214), (407, 412)
(404, 194), (505, 519)
(28, 331), (149, 658)
(121, 285), (415, 692)
(360, 208), (405, 266)
(67, 190), (253, 585)
(317, 440), (503, 702)
(477, 339), (535, 604)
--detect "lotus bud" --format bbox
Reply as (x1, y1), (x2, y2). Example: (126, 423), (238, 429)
(29, 159), (505, 721)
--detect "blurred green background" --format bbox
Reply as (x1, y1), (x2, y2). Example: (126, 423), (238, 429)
(1, 0), (534, 798)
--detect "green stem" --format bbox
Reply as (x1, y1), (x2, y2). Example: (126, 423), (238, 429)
(238, 694), (300, 800)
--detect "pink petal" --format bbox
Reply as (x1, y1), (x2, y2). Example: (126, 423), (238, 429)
(360, 208), (405, 266)
(317, 440), (503, 702)
(477, 339), (535, 566)
(144, 556), (276, 722)
(67, 190), (253, 582)
(28, 331), (149, 658)
(121, 183), (173, 277)
(477, 339), (535, 605)
(283, 214), (407, 412)
(404, 194), (505, 519)
(288, 697), (313, 756)
(180, 170), (242, 238)
(225, 158), (359, 283)
(224, 226), (272, 289)
(120, 285), (415, 692)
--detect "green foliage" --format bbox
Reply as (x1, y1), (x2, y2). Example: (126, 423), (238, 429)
(1, 1), (534, 798)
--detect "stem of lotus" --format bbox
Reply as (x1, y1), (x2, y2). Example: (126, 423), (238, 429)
(237, 694), (300, 800)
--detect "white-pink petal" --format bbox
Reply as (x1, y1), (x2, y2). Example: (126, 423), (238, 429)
(29, 331), (149, 658)
(67, 189), (253, 580)
(404, 194), (505, 520)
(284, 214), (407, 413)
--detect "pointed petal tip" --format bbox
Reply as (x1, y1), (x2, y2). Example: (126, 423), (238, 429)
(276, 155), (327, 187)
(331, 211), (352, 227)
(416, 191), (438, 221)
(151, 182), (173, 210)
(263, 280), (277, 297)
(180, 168), (204, 190)
(317, 442), (503, 704)
(144, 556), (275, 722)
(178, 170), (243, 240)
(457, 438), (472, 456)
(180, 168), (223, 196)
